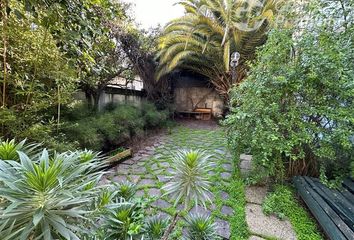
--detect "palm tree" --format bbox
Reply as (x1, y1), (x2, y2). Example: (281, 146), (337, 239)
(157, 0), (282, 101)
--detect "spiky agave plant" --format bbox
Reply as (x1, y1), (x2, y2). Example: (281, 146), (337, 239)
(144, 216), (169, 240)
(184, 213), (219, 240)
(161, 149), (214, 240)
(0, 148), (107, 239)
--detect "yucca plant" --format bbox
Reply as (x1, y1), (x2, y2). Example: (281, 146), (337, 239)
(144, 216), (170, 240)
(0, 139), (39, 161)
(184, 213), (219, 240)
(161, 149), (214, 240)
(0, 148), (107, 239)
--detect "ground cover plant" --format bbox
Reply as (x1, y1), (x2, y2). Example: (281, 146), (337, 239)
(262, 185), (323, 240)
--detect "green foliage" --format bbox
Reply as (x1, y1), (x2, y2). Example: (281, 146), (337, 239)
(0, 139), (38, 161)
(141, 102), (169, 128)
(184, 213), (219, 240)
(100, 202), (145, 240)
(0, 147), (107, 239)
(228, 168), (249, 240)
(262, 185), (323, 240)
(115, 181), (138, 201)
(0, 0), (136, 148)
(0, 220), (23, 240)
(157, 0), (283, 100)
(225, 13), (354, 181)
(162, 149), (214, 209)
(62, 102), (169, 151)
(144, 216), (169, 240)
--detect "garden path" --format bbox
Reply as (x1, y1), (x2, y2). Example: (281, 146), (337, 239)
(240, 155), (297, 240)
(105, 120), (234, 239)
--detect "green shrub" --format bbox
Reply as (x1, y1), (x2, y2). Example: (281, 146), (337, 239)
(141, 102), (169, 128)
(63, 118), (105, 151)
(262, 185), (323, 240)
(61, 102), (95, 121)
(111, 105), (145, 137)
(225, 27), (354, 181)
(61, 102), (169, 152)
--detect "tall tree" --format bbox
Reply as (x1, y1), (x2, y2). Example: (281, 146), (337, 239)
(157, 0), (283, 101)
(110, 24), (172, 108)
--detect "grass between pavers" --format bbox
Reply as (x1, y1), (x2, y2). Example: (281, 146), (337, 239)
(262, 185), (323, 240)
(114, 125), (250, 239)
(227, 167), (249, 240)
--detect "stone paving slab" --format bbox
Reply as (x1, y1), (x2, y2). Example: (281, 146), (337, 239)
(221, 205), (234, 216)
(246, 203), (297, 240)
(215, 219), (231, 239)
(106, 123), (235, 239)
(240, 154), (253, 161)
(245, 186), (268, 205)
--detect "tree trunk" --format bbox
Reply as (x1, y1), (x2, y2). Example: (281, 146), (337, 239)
(93, 92), (100, 111)
(1, 0), (8, 107)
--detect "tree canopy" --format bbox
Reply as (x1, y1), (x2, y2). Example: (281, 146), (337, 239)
(157, 0), (284, 100)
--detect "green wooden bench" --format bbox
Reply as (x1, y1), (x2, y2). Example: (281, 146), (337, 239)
(293, 176), (354, 240)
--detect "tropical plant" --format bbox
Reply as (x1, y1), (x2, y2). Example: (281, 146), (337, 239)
(0, 148), (107, 239)
(184, 213), (219, 240)
(161, 149), (214, 240)
(144, 216), (170, 240)
(100, 201), (144, 240)
(115, 181), (138, 201)
(163, 149), (213, 208)
(0, 139), (38, 161)
(157, 0), (284, 101)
